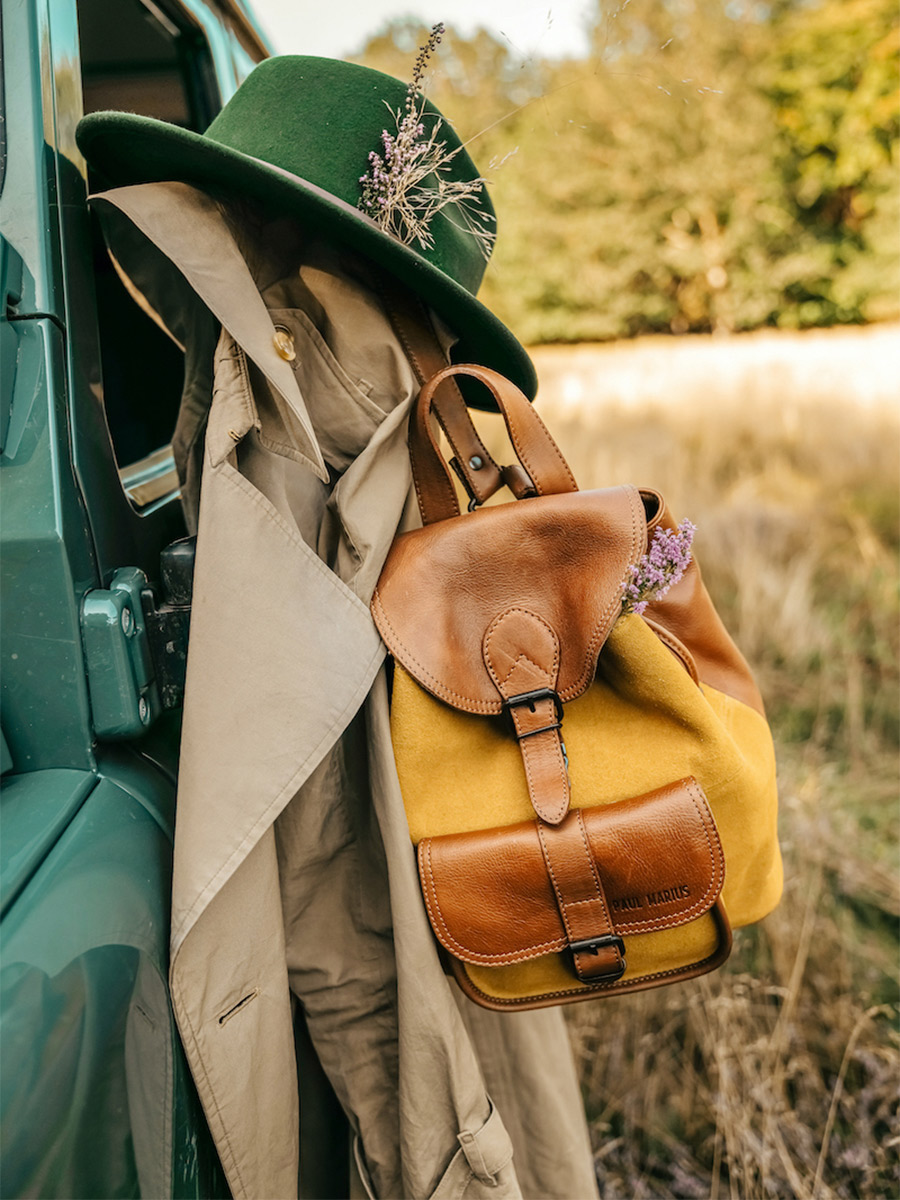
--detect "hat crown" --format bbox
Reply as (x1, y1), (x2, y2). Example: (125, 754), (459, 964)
(203, 56), (494, 294)
(75, 54), (536, 401)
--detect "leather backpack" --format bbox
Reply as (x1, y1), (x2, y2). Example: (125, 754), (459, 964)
(373, 362), (782, 1010)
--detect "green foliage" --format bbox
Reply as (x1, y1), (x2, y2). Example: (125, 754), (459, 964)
(769, 0), (900, 325)
(356, 1), (899, 343)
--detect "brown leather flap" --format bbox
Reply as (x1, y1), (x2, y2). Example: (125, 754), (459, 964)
(372, 485), (648, 713)
(417, 778), (725, 966)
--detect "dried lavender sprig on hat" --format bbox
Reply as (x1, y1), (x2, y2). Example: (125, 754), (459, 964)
(621, 520), (696, 616)
(357, 22), (496, 261)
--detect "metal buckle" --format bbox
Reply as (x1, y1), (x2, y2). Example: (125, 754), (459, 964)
(569, 935), (627, 981)
(503, 688), (564, 738)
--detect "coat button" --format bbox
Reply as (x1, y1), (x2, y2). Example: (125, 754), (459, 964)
(273, 327), (296, 361)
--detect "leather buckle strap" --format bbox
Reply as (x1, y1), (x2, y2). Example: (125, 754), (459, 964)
(569, 935), (627, 981)
(483, 610), (570, 825)
(537, 810), (628, 983)
(503, 689), (563, 739)
(375, 278), (505, 520)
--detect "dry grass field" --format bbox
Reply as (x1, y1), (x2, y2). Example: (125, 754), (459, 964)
(476, 324), (900, 1199)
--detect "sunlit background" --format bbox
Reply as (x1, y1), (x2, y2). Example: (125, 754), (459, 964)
(251, 0), (594, 61)
(251, 0), (899, 345)
(246, 5), (900, 1197)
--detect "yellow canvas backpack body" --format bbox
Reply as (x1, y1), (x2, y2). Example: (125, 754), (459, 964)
(373, 363), (782, 1011)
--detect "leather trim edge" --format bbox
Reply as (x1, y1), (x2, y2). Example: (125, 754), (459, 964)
(450, 900), (733, 1011)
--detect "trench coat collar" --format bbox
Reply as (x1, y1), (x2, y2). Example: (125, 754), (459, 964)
(91, 182), (329, 483)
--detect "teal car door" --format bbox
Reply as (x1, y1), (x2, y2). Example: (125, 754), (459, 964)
(0, 2), (268, 1195)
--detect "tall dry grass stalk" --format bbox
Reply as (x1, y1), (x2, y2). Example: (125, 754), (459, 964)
(468, 324), (900, 1198)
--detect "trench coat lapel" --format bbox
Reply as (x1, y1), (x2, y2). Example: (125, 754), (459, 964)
(172, 430), (386, 945)
(92, 184), (328, 485)
(94, 184), (391, 946)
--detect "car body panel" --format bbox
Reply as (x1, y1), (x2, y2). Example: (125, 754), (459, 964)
(0, 1), (269, 1193)
(0, 769), (96, 918)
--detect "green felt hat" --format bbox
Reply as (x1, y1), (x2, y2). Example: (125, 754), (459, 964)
(76, 55), (536, 404)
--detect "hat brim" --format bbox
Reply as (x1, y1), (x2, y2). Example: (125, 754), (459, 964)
(77, 113), (537, 406)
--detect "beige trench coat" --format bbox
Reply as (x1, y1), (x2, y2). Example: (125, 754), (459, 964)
(95, 182), (598, 1200)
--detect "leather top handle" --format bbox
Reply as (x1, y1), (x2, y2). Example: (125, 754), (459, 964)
(376, 278), (505, 517)
(411, 364), (579, 526)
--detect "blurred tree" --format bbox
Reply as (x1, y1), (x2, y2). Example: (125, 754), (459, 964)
(768, 0), (900, 325)
(352, 19), (545, 132)
(478, 0), (800, 341)
(355, 3), (899, 343)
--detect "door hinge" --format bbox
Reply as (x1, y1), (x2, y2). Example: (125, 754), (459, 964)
(82, 567), (159, 739)
(80, 538), (195, 739)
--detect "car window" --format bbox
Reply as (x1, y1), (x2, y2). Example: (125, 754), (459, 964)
(76, 0), (222, 505)
(78, 0), (219, 129)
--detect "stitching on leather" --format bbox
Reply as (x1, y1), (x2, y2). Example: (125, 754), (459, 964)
(686, 777), (725, 896)
(499, 652), (553, 688)
(597, 780), (721, 932)
(432, 376), (498, 500)
(483, 608), (560, 692)
(420, 840), (566, 961)
(371, 595), (500, 713)
(385, 300), (460, 526)
(537, 823), (574, 942)
(408, 403), (463, 526)
(377, 490), (646, 710)
(684, 777), (721, 904)
(568, 812), (619, 972)
(384, 298), (440, 521)
(483, 609), (569, 820)
(520, 734), (569, 824)
(486, 613), (568, 822)
(417, 398), (460, 524)
(429, 363), (575, 499)
(559, 485), (646, 702)
(459, 936), (728, 1006)
(419, 779), (725, 962)
(577, 808), (607, 906)
(383, 314), (495, 520)
(409, 442), (429, 526)
(404, 360), (502, 490)
(582, 779), (723, 933)
(500, 382), (578, 495)
(378, 286), (430, 386)
(579, 485), (641, 678)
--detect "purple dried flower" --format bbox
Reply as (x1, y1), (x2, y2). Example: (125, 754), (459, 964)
(357, 21), (495, 261)
(620, 519), (696, 616)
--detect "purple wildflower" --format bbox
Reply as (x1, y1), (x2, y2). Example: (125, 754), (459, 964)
(358, 23), (444, 234)
(357, 22), (495, 260)
(620, 519), (696, 616)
